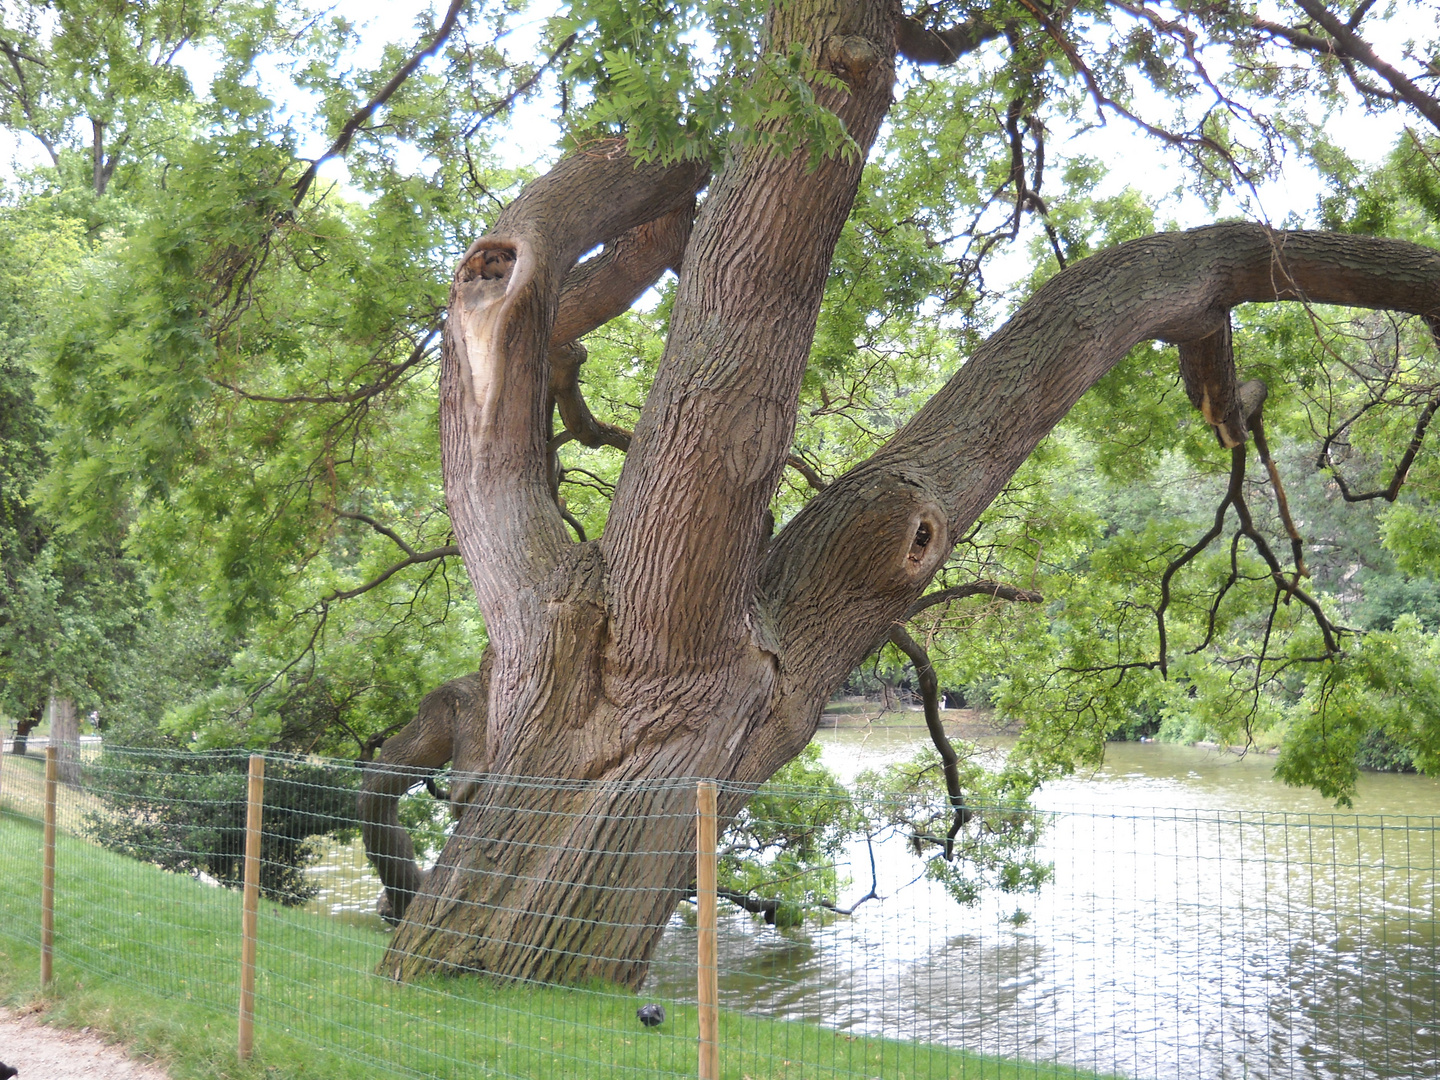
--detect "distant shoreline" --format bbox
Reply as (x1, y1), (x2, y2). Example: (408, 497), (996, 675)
(817, 706), (1021, 739)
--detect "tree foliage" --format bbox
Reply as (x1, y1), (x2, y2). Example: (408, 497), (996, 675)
(3, 0), (1440, 962)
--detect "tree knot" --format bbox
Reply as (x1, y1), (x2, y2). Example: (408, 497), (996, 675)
(824, 34), (882, 84)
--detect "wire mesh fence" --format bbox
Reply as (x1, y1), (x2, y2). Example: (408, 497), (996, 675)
(1, 740), (1437, 1079)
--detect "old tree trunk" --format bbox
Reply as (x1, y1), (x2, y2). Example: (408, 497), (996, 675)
(360, 0), (1440, 988)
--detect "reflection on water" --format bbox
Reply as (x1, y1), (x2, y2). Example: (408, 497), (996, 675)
(645, 729), (1440, 1080)
(303, 832), (388, 930)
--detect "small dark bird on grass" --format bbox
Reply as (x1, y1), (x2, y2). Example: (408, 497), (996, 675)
(0, 1060), (17, 1080)
(636, 1003), (665, 1028)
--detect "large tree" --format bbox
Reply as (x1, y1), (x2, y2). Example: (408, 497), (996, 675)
(354, 1), (1440, 987)
(9, 0), (1440, 987)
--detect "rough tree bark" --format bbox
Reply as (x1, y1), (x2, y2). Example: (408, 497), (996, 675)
(48, 694), (81, 787)
(360, 0), (1440, 989)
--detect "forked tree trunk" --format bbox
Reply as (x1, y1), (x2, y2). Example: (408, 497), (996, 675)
(368, 0), (1440, 988)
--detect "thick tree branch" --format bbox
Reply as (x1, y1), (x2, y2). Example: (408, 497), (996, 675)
(359, 667), (487, 923)
(550, 202), (697, 348)
(1251, 16), (1336, 54)
(292, 0), (467, 206)
(543, 202), (698, 456)
(602, 13), (899, 684)
(764, 225), (1440, 704)
(894, 14), (1009, 65)
(1178, 316), (1248, 447)
(548, 342), (636, 453)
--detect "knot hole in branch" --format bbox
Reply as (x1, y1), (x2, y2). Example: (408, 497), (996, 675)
(905, 511), (946, 578)
(909, 521), (932, 563)
(459, 244), (517, 284)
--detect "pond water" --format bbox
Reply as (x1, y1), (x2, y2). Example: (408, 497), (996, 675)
(304, 724), (1440, 1079)
(645, 724), (1440, 1080)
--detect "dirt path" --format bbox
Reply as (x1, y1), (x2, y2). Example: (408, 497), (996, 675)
(0, 1007), (171, 1079)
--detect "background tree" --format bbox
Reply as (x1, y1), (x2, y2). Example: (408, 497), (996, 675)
(0, 203), (143, 758)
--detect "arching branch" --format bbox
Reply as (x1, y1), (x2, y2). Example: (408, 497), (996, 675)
(550, 200), (697, 348)
(764, 225), (1440, 706)
(1287, 0), (1440, 133)
(442, 147), (708, 623)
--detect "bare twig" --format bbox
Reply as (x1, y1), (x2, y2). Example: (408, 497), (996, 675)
(461, 32), (578, 139)
(212, 324), (440, 405)
(906, 581), (1045, 620)
(1319, 396), (1440, 502)
(1289, 0), (1440, 133)
(321, 545), (461, 605)
(292, 0), (467, 206)
(332, 509), (419, 559)
(888, 625), (970, 857)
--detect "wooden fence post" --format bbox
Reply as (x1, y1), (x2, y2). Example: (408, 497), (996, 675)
(238, 754), (264, 1060)
(696, 780), (719, 1080)
(41, 746), (57, 987)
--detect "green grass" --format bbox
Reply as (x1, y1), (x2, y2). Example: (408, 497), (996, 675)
(0, 798), (1114, 1080)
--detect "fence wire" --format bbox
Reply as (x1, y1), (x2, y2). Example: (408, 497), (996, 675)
(1, 740), (1437, 1080)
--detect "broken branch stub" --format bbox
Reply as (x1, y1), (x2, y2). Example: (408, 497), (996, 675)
(1177, 314), (1249, 447)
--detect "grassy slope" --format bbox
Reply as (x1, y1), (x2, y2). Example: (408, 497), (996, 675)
(0, 761), (1112, 1080)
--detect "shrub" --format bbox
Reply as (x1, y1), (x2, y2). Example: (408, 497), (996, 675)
(85, 749), (360, 904)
